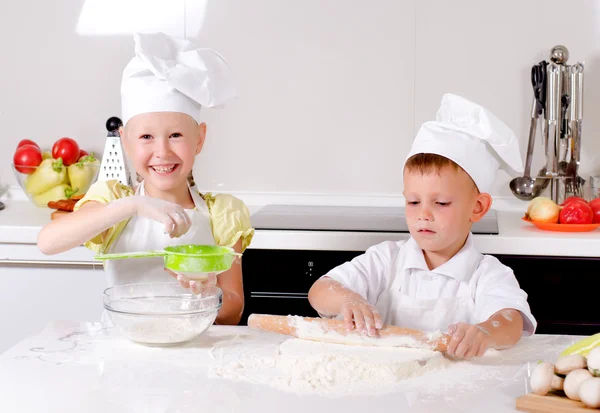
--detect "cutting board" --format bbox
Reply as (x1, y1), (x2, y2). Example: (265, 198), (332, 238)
(516, 393), (595, 413)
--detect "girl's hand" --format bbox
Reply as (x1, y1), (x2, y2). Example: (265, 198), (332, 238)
(165, 268), (216, 294)
(111, 196), (191, 238)
(340, 294), (383, 337)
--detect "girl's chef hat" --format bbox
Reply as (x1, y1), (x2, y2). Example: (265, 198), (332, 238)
(406, 93), (524, 193)
(121, 32), (237, 125)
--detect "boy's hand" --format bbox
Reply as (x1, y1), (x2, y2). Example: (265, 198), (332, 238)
(340, 294), (383, 337)
(446, 322), (493, 359)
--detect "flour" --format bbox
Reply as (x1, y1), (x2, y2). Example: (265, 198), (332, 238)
(110, 312), (217, 345)
(209, 338), (449, 396)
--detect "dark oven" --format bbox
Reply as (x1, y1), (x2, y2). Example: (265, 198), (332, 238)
(240, 248), (600, 336)
(240, 248), (363, 325)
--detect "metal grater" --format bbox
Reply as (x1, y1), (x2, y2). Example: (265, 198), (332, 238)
(98, 117), (132, 187)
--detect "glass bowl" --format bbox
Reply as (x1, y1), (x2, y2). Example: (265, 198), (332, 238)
(103, 282), (222, 346)
(12, 162), (100, 208)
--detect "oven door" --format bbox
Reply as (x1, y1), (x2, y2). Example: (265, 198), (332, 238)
(240, 249), (364, 325)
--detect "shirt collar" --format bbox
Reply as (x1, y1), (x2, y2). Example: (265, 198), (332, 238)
(402, 233), (482, 282)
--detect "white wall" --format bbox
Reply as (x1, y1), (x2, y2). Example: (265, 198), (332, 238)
(2, 0), (600, 199)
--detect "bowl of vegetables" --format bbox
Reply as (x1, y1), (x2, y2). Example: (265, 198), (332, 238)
(12, 137), (100, 208)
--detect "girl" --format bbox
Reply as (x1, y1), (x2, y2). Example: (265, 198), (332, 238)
(37, 32), (254, 325)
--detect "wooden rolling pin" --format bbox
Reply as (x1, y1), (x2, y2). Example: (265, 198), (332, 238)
(248, 314), (450, 353)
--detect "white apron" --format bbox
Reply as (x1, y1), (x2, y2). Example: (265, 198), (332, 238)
(101, 181), (215, 325)
(385, 247), (476, 332)
(103, 181), (216, 287)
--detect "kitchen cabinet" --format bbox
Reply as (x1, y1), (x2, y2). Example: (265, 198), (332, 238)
(240, 249), (600, 335)
(0, 261), (106, 353)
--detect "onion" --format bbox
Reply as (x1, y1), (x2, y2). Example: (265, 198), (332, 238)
(527, 197), (561, 223)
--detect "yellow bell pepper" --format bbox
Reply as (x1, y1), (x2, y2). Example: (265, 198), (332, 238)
(24, 158), (68, 196)
(32, 184), (78, 207)
(67, 153), (100, 196)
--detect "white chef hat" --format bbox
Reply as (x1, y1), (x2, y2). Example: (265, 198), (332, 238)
(405, 93), (524, 193)
(121, 32), (237, 126)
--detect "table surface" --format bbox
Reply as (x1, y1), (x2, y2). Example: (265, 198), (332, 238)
(0, 321), (584, 413)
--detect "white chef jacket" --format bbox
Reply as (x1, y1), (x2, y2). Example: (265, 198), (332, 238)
(322, 233), (537, 335)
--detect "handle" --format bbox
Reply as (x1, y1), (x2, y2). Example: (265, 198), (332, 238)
(247, 314), (450, 353)
(524, 96), (539, 178)
(94, 250), (165, 260)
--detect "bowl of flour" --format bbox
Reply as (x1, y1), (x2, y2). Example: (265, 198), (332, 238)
(103, 282), (222, 346)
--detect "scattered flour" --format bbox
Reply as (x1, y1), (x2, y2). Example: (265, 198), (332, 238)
(209, 338), (449, 396)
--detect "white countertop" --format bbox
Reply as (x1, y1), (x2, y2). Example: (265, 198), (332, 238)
(0, 320), (582, 413)
(0, 188), (599, 258)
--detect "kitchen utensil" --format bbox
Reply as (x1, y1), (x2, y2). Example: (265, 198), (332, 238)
(95, 244), (241, 280)
(516, 393), (590, 413)
(509, 95), (540, 200)
(98, 117), (132, 187)
(530, 60), (551, 196)
(521, 217), (599, 232)
(525, 47), (586, 204)
(247, 314), (450, 352)
(103, 282), (222, 346)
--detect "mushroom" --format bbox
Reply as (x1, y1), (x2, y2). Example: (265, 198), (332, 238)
(580, 377), (600, 408)
(530, 362), (564, 395)
(587, 347), (600, 377)
(551, 374), (564, 391)
(555, 354), (587, 375)
(564, 368), (593, 401)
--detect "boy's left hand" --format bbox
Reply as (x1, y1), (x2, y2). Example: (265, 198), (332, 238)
(164, 268), (216, 294)
(445, 322), (492, 359)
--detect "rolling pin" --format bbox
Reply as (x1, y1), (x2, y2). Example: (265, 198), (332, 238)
(248, 314), (450, 353)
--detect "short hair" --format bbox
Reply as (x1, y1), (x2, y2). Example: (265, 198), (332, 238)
(404, 153), (478, 191)
(404, 153), (460, 174)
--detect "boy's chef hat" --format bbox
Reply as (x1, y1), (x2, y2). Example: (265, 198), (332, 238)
(121, 32), (237, 125)
(405, 93), (524, 193)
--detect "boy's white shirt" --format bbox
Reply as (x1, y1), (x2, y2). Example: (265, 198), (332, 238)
(321, 233), (537, 335)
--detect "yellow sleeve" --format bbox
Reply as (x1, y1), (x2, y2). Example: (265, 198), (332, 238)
(72, 180), (135, 254)
(204, 193), (255, 252)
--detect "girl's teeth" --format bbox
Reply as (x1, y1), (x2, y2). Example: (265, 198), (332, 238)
(153, 165), (175, 173)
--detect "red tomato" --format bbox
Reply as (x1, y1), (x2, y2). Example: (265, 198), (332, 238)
(13, 144), (42, 174)
(78, 149), (89, 159)
(560, 196), (587, 207)
(588, 198), (600, 224)
(559, 200), (594, 224)
(52, 137), (80, 166)
(16, 139), (40, 151)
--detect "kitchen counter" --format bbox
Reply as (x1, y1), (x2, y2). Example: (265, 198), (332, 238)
(0, 190), (599, 258)
(0, 320), (583, 413)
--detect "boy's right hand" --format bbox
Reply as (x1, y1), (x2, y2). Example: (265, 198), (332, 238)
(340, 294), (383, 337)
(112, 196), (191, 238)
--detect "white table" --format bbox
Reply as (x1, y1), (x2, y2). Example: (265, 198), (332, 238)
(0, 321), (581, 413)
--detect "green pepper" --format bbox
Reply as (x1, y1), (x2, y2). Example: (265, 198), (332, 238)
(32, 184), (77, 207)
(67, 153), (100, 196)
(24, 158), (68, 196)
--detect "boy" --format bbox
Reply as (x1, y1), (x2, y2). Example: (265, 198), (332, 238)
(308, 94), (536, 359)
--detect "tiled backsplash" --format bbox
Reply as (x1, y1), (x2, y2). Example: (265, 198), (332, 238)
(2, 0), (599, 198)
